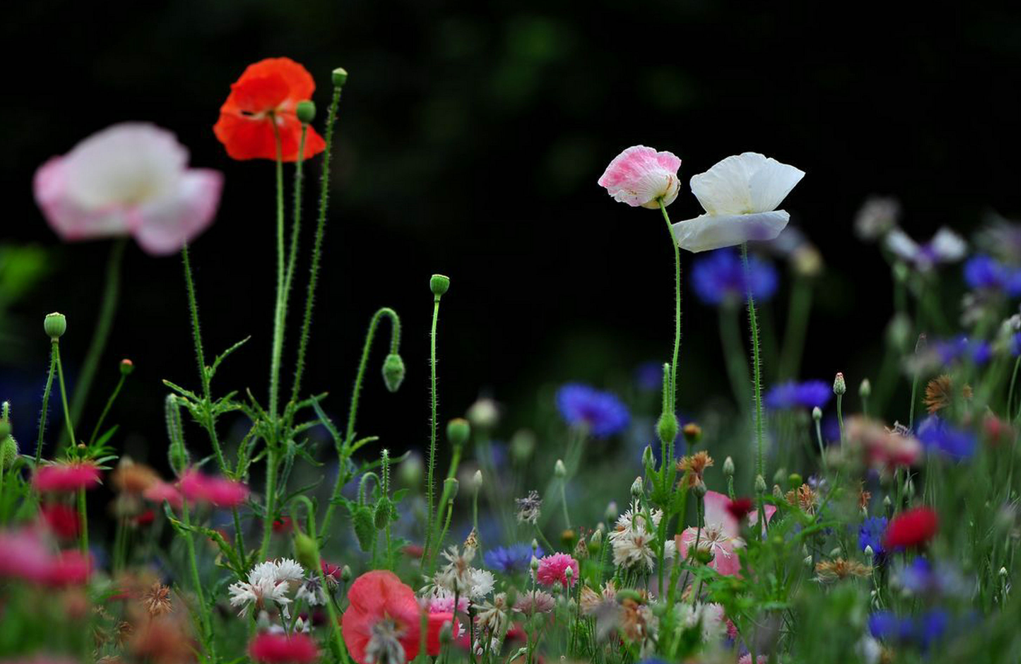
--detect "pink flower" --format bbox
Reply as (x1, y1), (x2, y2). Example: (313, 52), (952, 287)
(33, 462), (102, 493)
(0, 528), (91, 586)
(179, 469), (250, 508)
(598, 146), (682, 209)
(846, 417), (922, 470)
(143, 480), (184, 509)
(39, 503), (81, 539)
(535, 553), (579, 588)
(248, 632), (319, 664)
(676, 490), (776, 577)
(34, 123), (223, 256)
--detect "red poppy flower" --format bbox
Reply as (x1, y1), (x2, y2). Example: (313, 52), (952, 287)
(342, 570), (422, 664)
(883, 507), (939, 549)
(213, 57), (327, 162)
(426, 612), (457, 656)
(249, 632), (319, 664)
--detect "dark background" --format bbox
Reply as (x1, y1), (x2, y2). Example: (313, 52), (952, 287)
(2, 0), (1021, 466)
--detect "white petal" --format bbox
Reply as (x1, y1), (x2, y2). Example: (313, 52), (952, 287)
(690, 152), (804, 216)
(672, 211), (790, 253)
(132, 169), (223, 256)
(884, 229), (919, 262)
(930, 227), (966, 262)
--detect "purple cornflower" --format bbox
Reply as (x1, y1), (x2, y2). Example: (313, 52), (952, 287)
(484, 543), (543, 574)
(691, 249), (778, 306)
(963, 255), (1021, 296)
(916, 416), (976, 461)
(897, 558), (969, 599)
(556, 383), (630, 437)
(868, 610), (949, 650)
(931, 336), (991, 366)
(859, 516), (888, 557)
(764, 380), (831, 410)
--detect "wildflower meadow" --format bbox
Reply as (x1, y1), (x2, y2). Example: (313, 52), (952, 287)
(3, 12), (1021, 664)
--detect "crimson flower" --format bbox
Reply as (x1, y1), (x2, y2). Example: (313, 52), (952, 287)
(342, 570), (422, 664)
(33, 462), (102, 493)
(214, 57), (326, 161)
(883, 507), (939, 550)
(248, 632), (319, 664)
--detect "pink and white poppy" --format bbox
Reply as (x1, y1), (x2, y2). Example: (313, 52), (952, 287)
(676, 490), (776, 577)
(672, 152), (804, 253)
(34, 123), (223, 256)
(598, 146), (682, 209)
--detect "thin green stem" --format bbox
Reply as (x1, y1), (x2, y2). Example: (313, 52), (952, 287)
(282, 125), (308, 309)
(35, 344), (58, 465)
(292, 84), (344, 405)
(659, 202), (682, 406)
(258, 448), (279, 561)
(778, 275), (813, 380)
(269, 121), (287, 418)
(88, 371), (127, 447)
(719, 306), (752, 411)
(181, 502), (216, 662)
(423, 296), (443, 562)
(560, 480), (571, 530)
(53, 342), (76, 447)
(77, 486), (88, 555)
(1009, 356), (1021, 421)
(68, 238), (126, 437)
(741, 244), (766, 482)
(836, 393), (845, 443)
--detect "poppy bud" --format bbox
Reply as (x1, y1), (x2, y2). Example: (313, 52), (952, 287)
(44, 312), (66, 340)
(859, 378), (871, 398)
(1, 422), (17, 471)
(554, 459), (567, 478)
(296, 100), (316, 125)
(430, 274), (450, 297)
(382, 353), (405, 392)
(812, 406), (822, 421)
(833, 372), (846, 396)
(374, 497), (392, 530)
(788, 473), (802, 489)
(341, 565), (353, 582)
(332, 67), (349, 87)
(656, 411), (678, 445)
(693, 549), (713, 565)
(693, 482), (707, 498)
(293, 530), (318, 570)
(467, 398), (500, 429)
(755, 474), (767, 494)
(683, 423), (702, 444)
(641, 445), (654, 469)
(723, 456), (735, 477)
(443, 477), (459, 500)
(446, 418), (471, 449)
(120, 359), (135, 376)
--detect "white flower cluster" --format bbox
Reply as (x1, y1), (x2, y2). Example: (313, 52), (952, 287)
(608, 501), (676, 571)
(228, 558), (306, 617)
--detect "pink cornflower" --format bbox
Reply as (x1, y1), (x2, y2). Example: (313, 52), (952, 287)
(39, 503), (81, 539)
(33, 462), (101, 493)
(248, 632), (319, 664)
(598, 146), (682, 209)
(535, 553), (579, 588)
(143, 480), (184, 509)
(0, 528), (91, 586)
(676, 490), (775, 577)
(179, 469), (250, 508)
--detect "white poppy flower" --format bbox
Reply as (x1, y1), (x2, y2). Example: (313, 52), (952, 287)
(672, 152), (805, 253)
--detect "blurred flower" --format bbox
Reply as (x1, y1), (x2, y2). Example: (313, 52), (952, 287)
(0, 527), (90, 586)
(868, 609), (949, 650)
(178, 469), (249, 508)
(597, 146), (682, 209)
(110, 457), (160, 494)
(39, 503), (81, 539)
(764, 380), (831, 410)
(884, 507), (939, 550)
(635, 361), (666, 392)
(535, 553), (579, 588)
(885, 228), (966, 271)
(916, 416), (976, 461)
(484, 543), (542, 574)
(556, 384), (630, 437)
(854, 196), (901, 241)
(34, 123), (223, 255)
(964, 255), (1021, 296)
(859, 516), (889, 557)
(248, 632), (319, 664)
(33, 461), (101, 493)
(975, 213), (1021, 263)
(514, 491), (542, 524)
(672, 152), (805, 253)
(425, 612), (458, 656)
(143, 481), (184, 509)
(513, 590), (555, 616)
(342, 571), (421, 664)
(815, 558), (871, 583)
(676, 490), (774, 577)
(691, 249), (778, 305)
(896, 557), (970, 599)
(726, 497), (755, 522)
(844, 417), (922, 470)
(214, 58), (326, 162)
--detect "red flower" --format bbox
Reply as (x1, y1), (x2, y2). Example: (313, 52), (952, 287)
(403, 544), (424, 559)
(39, 503), (81, 539)
(214, 58), (327, 162)
(33, 462), (101, 493)
(248, 632), (319, 664)
(883, 507), (939, 550)
(342, 570), (422, 664)
(134, 509), (156, 527)
(426, 612), (457, 656)
(273, 516), (293, 533)
(726, 497), (755, 522)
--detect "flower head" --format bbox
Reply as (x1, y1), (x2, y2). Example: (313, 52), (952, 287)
(515, 490), (542, 525)
(0, 528), (91, 586)
(764, 380), (832, 410)
(844, 417), (922, 470)
(214, 57), (327, 162)
(609, 501), (676, 571)
(248, 632), (319, 664)
(916, 417), (977, 461)
(535, 553), (579, 588)
(859, 516), (889, 558)
(885, 227), (966, 271)
(884, 507), (939, 550)
(815, 558), (871, 583)
(672, 152), (805, 253)
(556, 383), (630, 437)
(33, 461), (102, 493)
(691, 249), (778, 305)
(512, 590), (555, 616)
(342, 571), (422, 664)
(854, 196), (901, 240)
(675, 490), (775, 577)
(179, 469), (250, 507)
(964, 255), (1021, 295)
(34, 123), (223, 255)
(598, 146), (682, 209)
(39, 503), (81, 539)
(483, 543), (543, 574)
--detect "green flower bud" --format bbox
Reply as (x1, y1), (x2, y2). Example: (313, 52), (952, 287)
(44, 312), (66, 340)
(374, 497), (392, 530)
(788, 473), (803, 489)
(589, 528), (602, 548)
(341, 565), (353, 582)
(510, 429), (536, 463)
(467, 398), (500, 429)
(864, 545), (874, 559)
(630, 476), (644, 498)
(293, 530), (318, 570)
(439, 621), (453, 645)
(430, 274), (450, 297)
(1, 432), (18, 471)
(772, 484), (784, 501)
(693, 482), (707, 498)
(656, 411), (678, 445)
(755, 474), (767, 495)
(682, 423), (703, 445)
(693, 549), (713, 565)
(443, 477), (459, 500)
(472, 469), (483, 493)
(812, 406), (822, 421)
(859, 378), (871, 398)
(120, 359), (135, 375)
(554, 459), (566, 478)
(641, 445), (654, 469)
(0, 421), (10, 439)
(332, 67), (349, 87)
(296, 100), (316, 124)
(833, 372), (846, 396)
(723, 456), (735, 477)
(382, 354), (405, 392)
(446, 418), (471, 448)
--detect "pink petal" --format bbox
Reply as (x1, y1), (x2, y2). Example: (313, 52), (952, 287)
(598, 145), (682, 208)
(34, 156), (132, 242)
(132, 169), (224, 256)
(703, 490), (740, 537)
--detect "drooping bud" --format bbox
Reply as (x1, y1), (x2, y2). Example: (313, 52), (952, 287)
(446, 418), (471, 449)
(120, 359), (135, 376)
(44, 312), (66, 340)
(682, 423), (702, 445)
(859, 378), (871, 398)
(833, 372), (846, 396)
(723, 456), (735, 477)
(296, 100), (316, 125)
(382, 354), (406, 392)
(332, 67), (349, 87)
(430, 274), (450, 297)
(293, 530), (318, 570)
(554, 459), (567, 478)
(656, 411), (678, 445)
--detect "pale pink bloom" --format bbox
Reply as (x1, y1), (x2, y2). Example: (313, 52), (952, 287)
(143, 480), (184, 509)
(672, 152), (804, 253)
(535, 553), (579, 588)
(845, 417), (922, 470)
(179, 469), (250, 508)
(0, 527), (91, 586)
(677, 490), (775, 577)
(33, 462), (102, 493)
(34, 123), (223, 256)
(598, 146), (682, 209)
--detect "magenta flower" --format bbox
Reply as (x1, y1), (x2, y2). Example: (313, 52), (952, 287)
(34, 123), (223, 256)
(0, 527), (91, 586)
(32, 462), (102, 493)
(143, 480), (184, 509)
(248, 632), (319, 664)
(179, 469), (250, 508)
(535, 552), (579, 588)
(598, 146), (682, 209)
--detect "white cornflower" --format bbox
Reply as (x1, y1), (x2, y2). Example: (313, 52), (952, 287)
(296, 575), (327, 606)
(608, 502), (675, 571)
(227, 559), (304, 617)
(676, 602), (726, 644)
(884, 227), (967, 271)
(469, 568), (496, 599)
(436, 545), (477, 594)
(273, 558), (306, 584)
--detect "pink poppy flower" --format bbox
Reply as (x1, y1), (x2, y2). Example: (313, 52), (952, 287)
(676, 490), (776, 577)
(845, 417), (922, 470)
(179, 469), (250, 508)
(598, 146), (682, 209)
(33, 462), (102, 493)
(34, 123), (223, 256)
(248, 632), (319, 664)
(143, 480), (184, 509)
(342, 570), (422, 664)
(535, 553), (580, 588)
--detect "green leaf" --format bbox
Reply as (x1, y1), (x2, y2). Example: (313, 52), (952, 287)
(209, 336), (251, 378)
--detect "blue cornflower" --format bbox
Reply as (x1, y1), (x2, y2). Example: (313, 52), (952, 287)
(691, 249), (778, 306)
(963, 254), (1021, 296)
(764, 380), (831, 410)
(868, 610), (949, 650)
(1012, 332), (1021, 357)
(916, 416), (976, 461)
(484, 543), (542, 574)
(859, 516), (888, 557)
(635, 361), (666, 392)
(556, 383), (630, 437)
(868, 611), (914, 642)
(898, 558), (970, 599)
(932, 336), (991, 366)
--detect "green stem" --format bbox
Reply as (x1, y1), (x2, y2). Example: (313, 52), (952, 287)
(258, 448), (279, 561)
(836, 393), (845, 443)
(88, 370), (127, 447)
(778, 275), (813, 380)
(68, 238), (126, 437)
(719, 306), (752, 411)
(77, 486), (88, 555)
(741, 244), (766, 482)
(35, 344), (58, 465)
(53, 342), (76, 448)
(423, 295), (443, 561)
(282, 125), (308, 311)
(659, 202), (682, 406)
(181, 502), (217, 662)
(269, 122), (287, 418)
(291, 83), (344, 406)
(560, 480), (571, 530)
